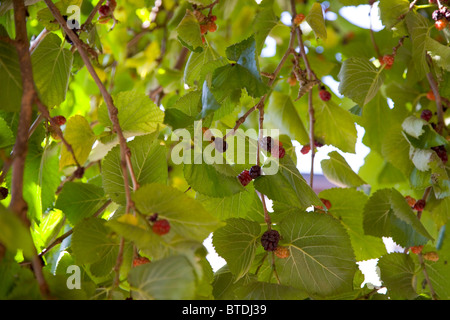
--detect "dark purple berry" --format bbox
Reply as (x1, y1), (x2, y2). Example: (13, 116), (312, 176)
(432, 145), (448, 163)
(214, 137), (228, 153)
(149, 213), (159, 222)
(413, 199), (426, 211)
(249, 165), (261, 179)
(261, 229), (280, 251)
(0, 187), (8, 200)
(420, 109), (433, 122)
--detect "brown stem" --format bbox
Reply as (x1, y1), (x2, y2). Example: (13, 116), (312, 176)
(43, 0), (137, 212)
(308, 91), (315, 187)
(10, 0), (50, 299)
(418, 252), (438, 300)
(426, 71), (445, 135)
(82, 0), (105, 30)
(38, 199), (112, 257)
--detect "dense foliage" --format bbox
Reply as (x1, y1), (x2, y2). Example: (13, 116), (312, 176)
(0, 0), (449, 300)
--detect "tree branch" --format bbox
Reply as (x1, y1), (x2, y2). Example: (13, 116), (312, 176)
(43, 0), (137, 212)
(10, 0), (50, 299)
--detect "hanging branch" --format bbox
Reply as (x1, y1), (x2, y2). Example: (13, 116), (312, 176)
(10, 0), (50, 299)
(290, 0), (319, 188)
(43, 0), (138, 210)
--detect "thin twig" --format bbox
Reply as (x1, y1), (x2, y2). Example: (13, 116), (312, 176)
(81, 0), (105, 30)
(418, 253), (438, 300)
(29, 28), (50, 53)
(38, 199), (112, 257)
(308, 91), (315, 187)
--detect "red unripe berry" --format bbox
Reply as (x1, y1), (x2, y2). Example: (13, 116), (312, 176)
(426, 90), (435, 101)
(200, 24), (208, 35)
(435, 19), (447, 31)
(152, 219), (171, 235)
(319, 89), (331, 102)
(420, 109), (433, 122)
(238, 170), (252, 186)
(410, 245), (424, 254)
(133, 256), (151, 267)
(320, 198), (332, 210)
(413, 199), (426, 211)
(293, 13), (305, 26)
(381, 54), (394, 69)
(404, 195), (416, 208)
(106, 0), (117, 11)
(52, 115), (66, 126)
(301, 144), (311, 154)
(210, 15), (217, 22)
(208, 22), (217, 33)
(277, 145), (286, 158)
(98, 4), (112, 17)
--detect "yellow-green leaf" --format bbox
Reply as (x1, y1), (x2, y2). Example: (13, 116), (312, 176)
(59, 115), (96, 169)
(306, 2), (327, 40)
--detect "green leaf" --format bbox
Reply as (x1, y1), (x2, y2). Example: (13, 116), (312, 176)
(31, 33), (73, 108)
(184, 47), (225, 87)
(338, 57), (385, 107)
(196, 184), (257, 221)
(98, 90), (164, 136)
(378, 0), (410, 30)
(102, 133), (167, 205)
(252, 0), (279, 54)
(314, 99), (357, 153)
(183, 154), (245, 197)
(198, 80), (221, 119)
(128, 255), (196, 300)
(321, 151), (366, 188)
(378, 253), (417, 300)
(71, 217), (118, 265)
(59, 115), (96, 169)
(427, 37), (450, 72)
(55, 182), (107, 226)
(277, 211), (357, 297)
(176, 9), (204, 53)
(363, 188), (433, 247)
(381, 125), (414, 177)
(266, 91), (309, 145)
(0, 204), (36, 258)
(405, 12), (430, 80)
(319, 188), (386, 261)
(0, 29), (22, 112)
(235, 281), (308, 300)
(306, 2), (327, 40)
(211, 63), (268, 100)
(164, 90), (202, 130)
(0, 115), (14, 148)
(212, 218), (261, 281)
(253, 155), (322, 210)
(338, 0), (368, 5)
(402, 116), (426, 139)
(133, 183), (222, 242)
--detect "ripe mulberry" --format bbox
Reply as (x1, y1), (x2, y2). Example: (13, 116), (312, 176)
(261, 229), (280, 251)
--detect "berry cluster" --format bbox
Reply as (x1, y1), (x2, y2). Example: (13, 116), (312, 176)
(404, 195), (426, 212)
(237, 165), (261, 186)
(98, 0), (117, 24)
(379, 54), (395, 70)
(300, 140), (323, 155)
(260, 229), (280, 252)
(432, 6), (450, 30)
(200, 15), (217, 35)
(0, 187), (8, 200)
(260, 136), (286, 158)
(149, 213), (171, 235)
